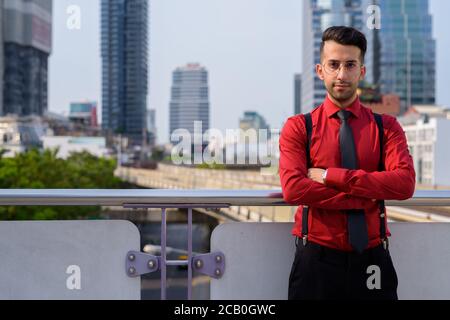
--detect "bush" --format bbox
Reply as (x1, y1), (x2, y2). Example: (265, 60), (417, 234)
(0, 148), (124, 221)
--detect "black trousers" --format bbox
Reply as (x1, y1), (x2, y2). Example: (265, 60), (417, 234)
(288, 240), (398, 300)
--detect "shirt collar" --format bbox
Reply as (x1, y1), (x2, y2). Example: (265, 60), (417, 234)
(324, 94), (362, 119)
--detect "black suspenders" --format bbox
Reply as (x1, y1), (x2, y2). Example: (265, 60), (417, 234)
(374, 113), (389, 249)
(301, 113), (388, 249)
(301, 113), (313, 246)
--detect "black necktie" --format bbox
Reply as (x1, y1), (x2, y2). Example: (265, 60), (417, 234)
(337, 110), (368, 253)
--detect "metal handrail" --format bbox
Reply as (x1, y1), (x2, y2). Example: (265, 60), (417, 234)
(0, 189), (448, 206)
(1, 188), (450, 300)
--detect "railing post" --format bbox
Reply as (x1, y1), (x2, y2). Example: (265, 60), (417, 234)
(161, 208), (167, 300)
(188, 207), (193, 300)
(124, 203), (228, 300)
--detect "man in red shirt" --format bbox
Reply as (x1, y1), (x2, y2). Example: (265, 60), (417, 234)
(279, 26), (416, 300)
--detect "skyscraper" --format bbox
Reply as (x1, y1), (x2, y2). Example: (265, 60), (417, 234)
(377, 0), (435, 113)
(2, 0), (52, 116)
(169, 63), (210, 139)
(101, 0), (148, 146)
(301, 0), (376, 113)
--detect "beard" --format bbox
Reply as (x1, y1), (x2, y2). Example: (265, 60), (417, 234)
(326, 81), (358, 103)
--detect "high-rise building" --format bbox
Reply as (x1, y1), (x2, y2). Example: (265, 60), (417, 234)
(169, 63), (210, 139)
(301, 0), (376, 113)
(101, 0), (148, 147)
(377, 0), (435, 114)
(294, 74), (301, 115)
(2, 0), (52, 116)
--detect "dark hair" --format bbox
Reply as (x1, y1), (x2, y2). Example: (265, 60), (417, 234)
(320, 26), (367, 63)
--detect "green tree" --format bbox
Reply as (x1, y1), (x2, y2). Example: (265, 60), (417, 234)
(0, 149), (123, 221)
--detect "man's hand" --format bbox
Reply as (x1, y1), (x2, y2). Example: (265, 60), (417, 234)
(308, 168), (326, 185)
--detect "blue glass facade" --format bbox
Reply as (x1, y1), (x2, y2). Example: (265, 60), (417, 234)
(3, 43), (49, 116)
(377, 0), (435, 112)
(70, 102), (95, 114)
(101, 0), (148, 146)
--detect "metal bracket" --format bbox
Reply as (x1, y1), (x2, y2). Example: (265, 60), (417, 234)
(126, 251), (160, 277)
(383, 238), (390, 250)
(192, 252), (225, 279)
(126, 250), (226, 279)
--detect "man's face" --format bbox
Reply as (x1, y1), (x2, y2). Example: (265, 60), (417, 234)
(316, 40), (366, 104)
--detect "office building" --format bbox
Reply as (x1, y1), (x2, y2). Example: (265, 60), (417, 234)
(169, 63), (210, 139)
(2, 0), (52, 116)
(377, 0), (435, 114)
(101, 0), (148, 146)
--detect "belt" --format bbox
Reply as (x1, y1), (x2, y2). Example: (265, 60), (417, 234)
(296, 239), (388, 263)
(297, 235), (389, 251)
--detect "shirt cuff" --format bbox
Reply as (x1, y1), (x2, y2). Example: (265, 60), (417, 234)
(325, 168), (348, 190)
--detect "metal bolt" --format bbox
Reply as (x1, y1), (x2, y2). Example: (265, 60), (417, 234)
(128, 267), (136, 275)
(215, 268), (221, 276)
(148, 260), (155, 269)
(128, 254), (135, 261)
(215, 255), (222, 263)
(195, 259), (203, 269)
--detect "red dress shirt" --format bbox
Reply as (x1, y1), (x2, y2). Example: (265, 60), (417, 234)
(279, 95), (416, 251)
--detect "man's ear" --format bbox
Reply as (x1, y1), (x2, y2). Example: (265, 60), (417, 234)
(316, 64), (325, 81)
(359, 65), (367, 81)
